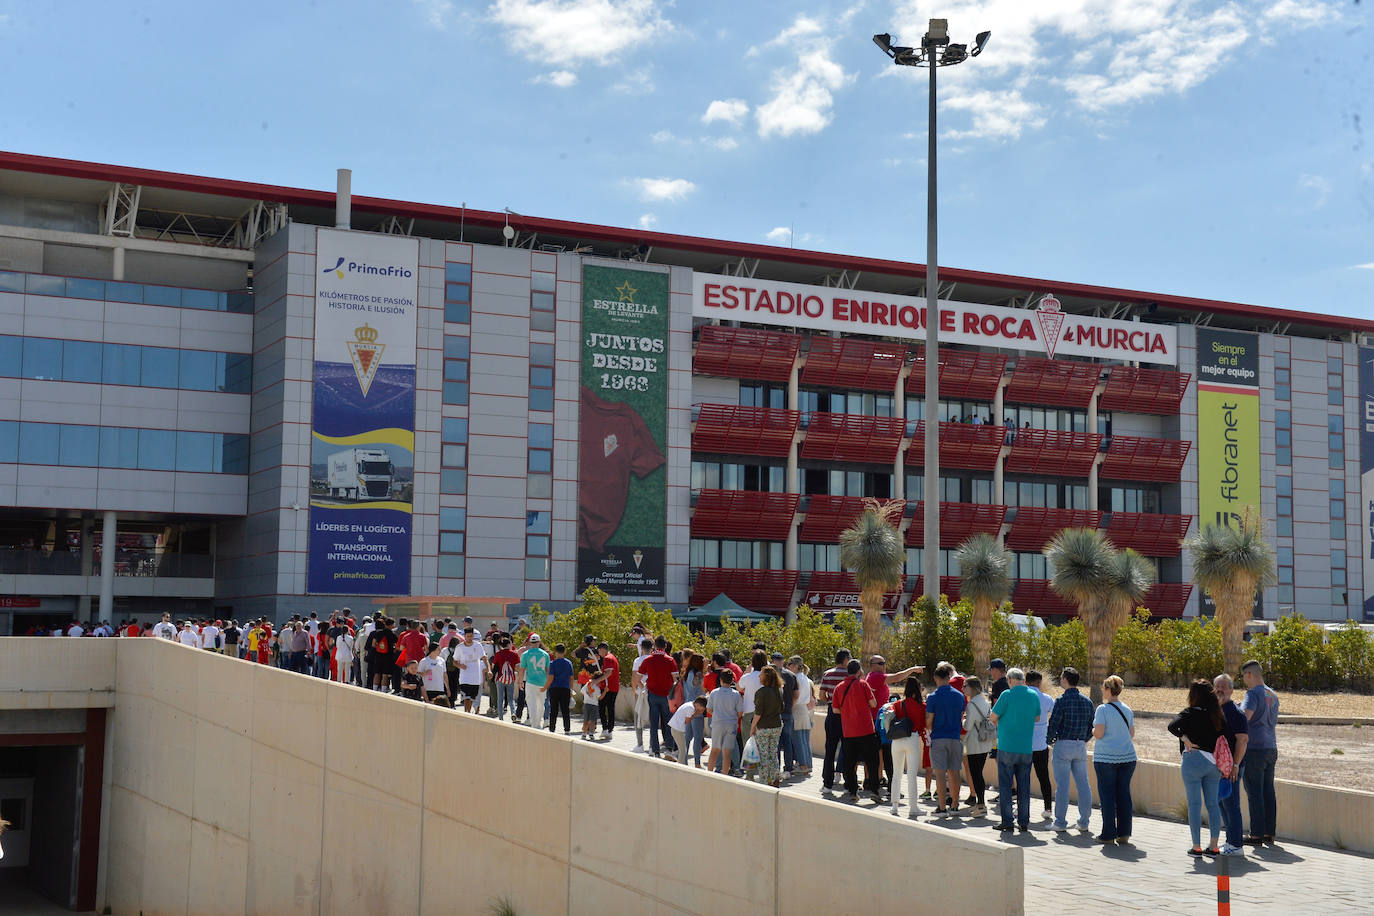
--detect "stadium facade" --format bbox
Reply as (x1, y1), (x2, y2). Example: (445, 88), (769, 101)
(0, 150), (1369, 633)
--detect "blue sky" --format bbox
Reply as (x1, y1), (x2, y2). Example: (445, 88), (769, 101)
(0, 0), (1369, 317)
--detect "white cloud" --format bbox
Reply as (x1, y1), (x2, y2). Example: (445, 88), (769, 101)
(1298, 173), (1332, 207)
(650, 129), (678, 143)
(638, 213), (657, 229)
(489, 0), (671, 68)
(702, 99), (750, 126)
(747, 15), (824, 55)
(1263, 0), (1335, 25)
(765, 227), (793, 243)
(1351, 263), (1374, 270)
(630, 177), (697, 202)
(942, 88), (1047, 140)
(755, 42), (852, 138)
(535, 70), (578, 88)
(706, 136), (739, 151)
(612, 67), (655, 94)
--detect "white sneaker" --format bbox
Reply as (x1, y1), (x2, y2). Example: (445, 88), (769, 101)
(1041, 808), (1053, 821)
(633, 744), (645, 753)
(1220, 843), (1245, 857)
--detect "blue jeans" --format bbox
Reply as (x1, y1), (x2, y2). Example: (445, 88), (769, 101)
(792, 728), (812, 770)
(686, 713), (706, 765)
(496, 682), (516, 719)
(1093, 760), (1135, 841)
(1051, 740), (1092, 830)
(1182, 749), (1222, 849)
(996, 751), (1033, 827)
(1220, 775), (1244, 848)
(780, 712), (795, 770)
(1241, 746), (1277, 838)
(647, 692), (671, 755)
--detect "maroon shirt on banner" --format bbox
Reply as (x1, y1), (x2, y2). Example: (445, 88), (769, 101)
(578, 386), (665, 553)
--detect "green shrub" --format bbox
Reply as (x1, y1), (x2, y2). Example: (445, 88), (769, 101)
(990, 603), (1032, 670)
(527, 587), (696, 659)
(1247, 614), (1339, 689)
(1156, 616), (1224, 686)
(1028, 616), (1087, 675)
(1328, 621), (1374, 691)
(1111, 608), (1167, 685)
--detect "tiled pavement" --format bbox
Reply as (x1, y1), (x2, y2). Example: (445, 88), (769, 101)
(519, 709), (1371, 914)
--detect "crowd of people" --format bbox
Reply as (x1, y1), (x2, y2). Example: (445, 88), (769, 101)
(38, 614), (1284, 853)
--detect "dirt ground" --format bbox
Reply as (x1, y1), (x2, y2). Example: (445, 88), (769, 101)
(1033, 685), (1374, 792)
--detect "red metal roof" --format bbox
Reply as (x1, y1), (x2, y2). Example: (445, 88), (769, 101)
(1006, 508), (1105, 552)
(799, 337), (908, 392)
(907, 348), (1009, 401)
(1099, 366), (1191, 415)
(1005, 429), (1104, 477)
(4, 151), (1373, 335)
(1012, 579), (1077, 616)
(1100, 436), (1191, 483)
(692, 403), (799, 458)
(1105, 512), (1193, 557)
(906, 502), (1008, 548)
(800, 412), (907, 464)
(911, 576), (964, 602)
(1143, 582), (1194, 618)
(797, 494), (871, 543)
(907, 420), (1005, 471)
(690, 489), (799, 541)
(1005, 358), (1102, 409)
(689, 568), (799, 614)
(692, 325), (800, 383)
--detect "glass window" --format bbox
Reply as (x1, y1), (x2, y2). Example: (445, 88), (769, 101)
(104, 281), (144, 303)
(531, 310), (555, 332)
(1332, 518), (1346, 539)
(441, 444), (466, 467)
(527, 535), (549, 555)
(100, 427), (138, 468)
(103, 344), (141, 386)
(526, 510), (550, 534)
(441, 417), (468, 443)
(531, 291), (555, 313)
(530, 343), (555, 367)
(1329, 356), (1344, 373)
(138, 428), (176, 471)
(176, 431), (215, 472)
(439, 507), (466, 531)
(1275, 428), (1291, 448)
(59, 424), (98, 466)
(1331, 479), (1345, 498)
(1331, 498), (1346, 520)
(445, 263), (472, 283)
(224, 353), (252, 394)
(527, 474), (552, 499)
(528, 449), (552, 473)
(139, 284), (180, 308)
(529, 388), (553, 411)
(0, 336), (18, 373)
(1333, 567), (1348, 588)
(1277, 496), (1292, 516)
(25, 274), (66, 295)
(443, 337), (470, 360)
(445, 282), (470, 302)
(1277, 516), (1292, 537)
(532, 272), (556, 293)
(1277, 447), (1291, 466)
(140, 347), (179, 388)
(440, 469), (467, 494)
(445, 301), (471, 324)
(61, 340), (102, 383)
(19, 422), (58, 464)
(0, 420), (16, 463)
(1329, 415), (1344, 433)
(221, 434), (249, 473)
(0, 271), (26, 292)
(525, 556), (550, 579)
(178, 349), (218, 391)
(439, 532), (465, 553)
(21, 337), (61, 380)
(438, 555), (465, 578)
(444, 361), (468, 382)
(529, 367), (553, 389)
(529, 423), (553, 449)
(1277, 476), (1292, 497)
(443, 381), (469, 405)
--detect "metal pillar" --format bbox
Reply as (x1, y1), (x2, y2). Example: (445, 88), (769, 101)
(98, 511), (116, 622)
(785, 362), (800, 623)
(921, 45), (941, 604)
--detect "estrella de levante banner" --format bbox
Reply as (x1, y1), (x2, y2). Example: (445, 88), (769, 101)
(577, 264), (668, 598)
(307, 228), (418, 595)
(1196, 327), (1261, 616)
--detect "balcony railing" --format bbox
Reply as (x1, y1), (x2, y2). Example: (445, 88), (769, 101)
(0, 550), (214, 577)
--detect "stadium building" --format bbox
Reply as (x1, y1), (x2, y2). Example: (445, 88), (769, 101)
(0, 150), (1369, 634)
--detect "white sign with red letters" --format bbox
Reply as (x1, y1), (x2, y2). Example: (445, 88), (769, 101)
(691, 273), (1177, 365)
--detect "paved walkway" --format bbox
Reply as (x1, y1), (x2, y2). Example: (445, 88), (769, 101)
(517, 707), (1370, 914)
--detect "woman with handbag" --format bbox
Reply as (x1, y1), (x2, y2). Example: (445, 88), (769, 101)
(887, 676), (927, 817)
(961, 676), (996, 818)
(1168, 679), (1235, 857)
(1092, 676), (1137, 845)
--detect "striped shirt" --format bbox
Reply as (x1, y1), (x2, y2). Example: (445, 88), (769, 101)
(819, 666), (849, 714)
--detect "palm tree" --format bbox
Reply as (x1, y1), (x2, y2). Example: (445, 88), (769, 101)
(1102, 547), (1156, 683)
(956, 532), (1013, 676)
(1044, 528), (1117, 704)
(1184, 510), (1277, 677)
(839, 497), (906, 663)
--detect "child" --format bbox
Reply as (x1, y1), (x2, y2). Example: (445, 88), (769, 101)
(580, 661), (603, 740)
(670, 696), (709, 766)
(400, 659), (424, 702)
(706, 669), (742, 776)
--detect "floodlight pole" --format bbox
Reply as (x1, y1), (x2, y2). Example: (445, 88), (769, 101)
(922, 30), (940, 606)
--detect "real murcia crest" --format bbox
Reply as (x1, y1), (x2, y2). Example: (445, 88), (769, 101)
(632, 549), (644, 569)
(347, 324), (385, 396)
(1035, 294), (1065, 359)
(604, 434), (618, 458)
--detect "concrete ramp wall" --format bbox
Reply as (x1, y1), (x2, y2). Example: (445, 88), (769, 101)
(2, 639), (1025, 915)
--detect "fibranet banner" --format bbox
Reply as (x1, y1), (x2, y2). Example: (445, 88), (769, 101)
(1196, 328), (1261, 615)
(578, 264), (668, 598)
(307, 228), (419, 595)
(1361, 347), (1374, 620)
(690, 273), (1178, 365)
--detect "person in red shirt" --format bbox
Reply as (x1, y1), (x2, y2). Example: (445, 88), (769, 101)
(638, 636), (680, 758)
(596, 643), (621, 738)
(398, 620), (429, 673)
(125, 621), (141, 638)
(490, 637), (522, 721)
(865, 656), (923, 786)
(832, 659), (880, 802)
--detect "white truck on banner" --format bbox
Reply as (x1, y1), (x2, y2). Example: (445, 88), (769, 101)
(326, 448), (394, 501)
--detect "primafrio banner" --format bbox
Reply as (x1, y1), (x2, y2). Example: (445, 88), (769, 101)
(690, 272), (1178, 365)
(1361, 347), (1374, 620)
(307, 228), (419, 595)
(577, 264), (668, 598)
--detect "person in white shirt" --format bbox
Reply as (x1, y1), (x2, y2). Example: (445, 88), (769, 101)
(737, 652), (766, 741)
(453, 628), (488, 714)
(151, 613), (178, 641)
(305, 613), (320, 638)
(334, 628), (356, 684)
(631, 638), (653, 752)
(788, 657), (815, 775)
(669, 697), (708, 766)
(176, 622), (200, 647)
(1026, 670), (1058, 821)
(66, 622), (84, 638)
(417, 644), (449, 705)
(199, 621), (221, 651)
(357, 617), (376, 687)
